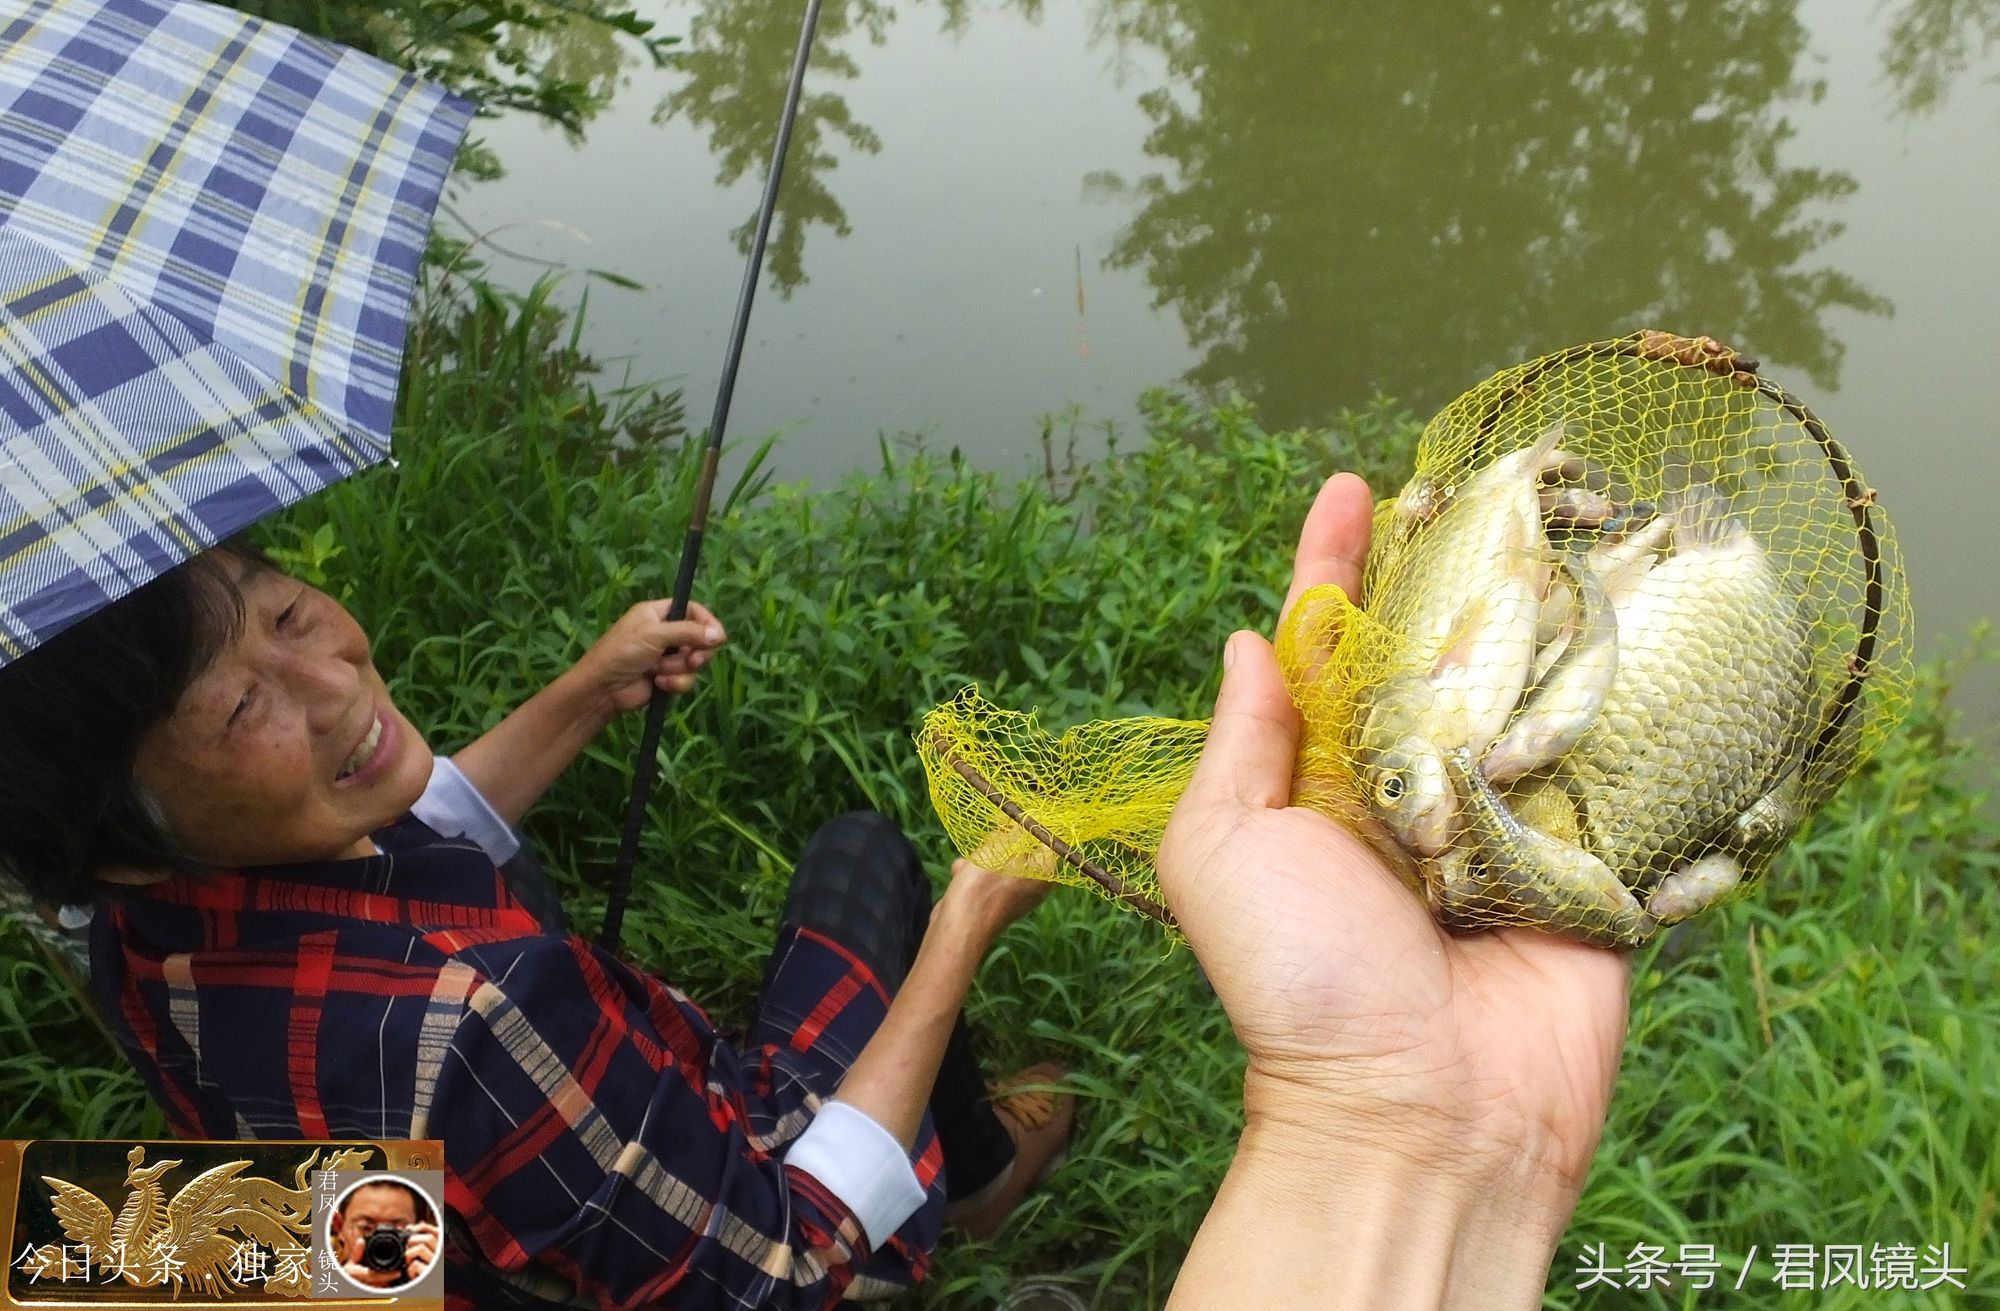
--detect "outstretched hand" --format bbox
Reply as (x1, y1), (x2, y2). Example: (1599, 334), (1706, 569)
(1158, 471), (1628, 1199)
(452, 599), (730, 828)
(942, 822), (1060, 945)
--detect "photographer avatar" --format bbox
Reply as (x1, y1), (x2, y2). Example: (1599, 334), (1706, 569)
(330, 1177), (440, 1291)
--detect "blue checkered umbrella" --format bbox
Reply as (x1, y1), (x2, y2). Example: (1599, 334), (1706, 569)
(0, 0), (471, 666)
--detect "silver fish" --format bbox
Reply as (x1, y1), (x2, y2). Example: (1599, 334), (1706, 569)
(1534, 511), (1671, 657)
(1352, 672), (1458, 856)
(1377, 423), (1566, 670)
(1483, 554), (1619, 785)
(1355, 426), (1569, 856)
(1441, 746), (1655, 946)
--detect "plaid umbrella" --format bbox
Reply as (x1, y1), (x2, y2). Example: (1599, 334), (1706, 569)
(0, 0), (471, 667)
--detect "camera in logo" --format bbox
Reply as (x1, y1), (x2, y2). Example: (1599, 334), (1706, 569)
(361, 1225), (412, 1276)
(328, 1172), (439, 1292)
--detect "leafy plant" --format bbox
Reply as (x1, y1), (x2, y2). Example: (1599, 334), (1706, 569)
(227, 1), (676, 138)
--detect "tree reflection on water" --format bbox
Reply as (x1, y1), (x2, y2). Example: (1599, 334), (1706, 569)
(1879, 0), (2000, 115)
(1091, 0), (1890, 425)
(653, 0), (894, 295)
(634, 0), (1999, 421)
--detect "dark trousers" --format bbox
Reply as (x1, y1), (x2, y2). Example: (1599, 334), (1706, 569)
(758, 811), (1016, 1201)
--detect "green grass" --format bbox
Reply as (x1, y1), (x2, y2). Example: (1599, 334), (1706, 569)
(1553, 653), (1998, 1309)
(2, 282), (1991, 1308)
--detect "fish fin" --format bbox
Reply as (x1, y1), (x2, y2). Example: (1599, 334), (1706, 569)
(1516, 420), (1572, 478)
(1648, 852), (1744, 922)
(1518, 551), (1610, 698)
(1590, 513), (1673, 601)
(1727, 768), (1805, 851)
(1429, 551), (1550, 678)
(1663, 484), (1750, 552)
(1534, 572), (1572, 657)
(1428, 594), (1492, 676)
(1530, 419), (1567, 460)
(1531, 555), (1611, 683)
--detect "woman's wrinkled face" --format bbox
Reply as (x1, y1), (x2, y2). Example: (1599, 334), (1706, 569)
(131, 556), (433, 868)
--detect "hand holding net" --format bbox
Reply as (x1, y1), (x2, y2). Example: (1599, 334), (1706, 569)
(918, 333), (1913, 946)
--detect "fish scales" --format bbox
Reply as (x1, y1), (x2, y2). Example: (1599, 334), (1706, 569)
(1566, 509), (1814, 883)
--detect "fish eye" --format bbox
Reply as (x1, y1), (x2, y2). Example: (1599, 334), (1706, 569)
(1375, 774), (1406, 805)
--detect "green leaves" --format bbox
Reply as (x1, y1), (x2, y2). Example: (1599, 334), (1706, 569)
(229, 1), (679, 139)
(260, 521), (345, 593)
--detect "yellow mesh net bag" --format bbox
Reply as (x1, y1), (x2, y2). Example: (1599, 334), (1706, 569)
(917, 332), (1913, 946)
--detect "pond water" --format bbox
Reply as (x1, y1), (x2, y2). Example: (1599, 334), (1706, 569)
(454, 0), (2000, 745)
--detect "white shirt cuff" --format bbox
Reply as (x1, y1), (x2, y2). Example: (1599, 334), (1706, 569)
(783, 1101), (927, 1250)
(409, 757), (521, 865)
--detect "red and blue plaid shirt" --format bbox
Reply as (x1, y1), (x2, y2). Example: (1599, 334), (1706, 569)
(90, 816), (945, 1309)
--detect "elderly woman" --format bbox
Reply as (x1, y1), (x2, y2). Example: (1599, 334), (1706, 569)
(0, 544), (1073, 1309)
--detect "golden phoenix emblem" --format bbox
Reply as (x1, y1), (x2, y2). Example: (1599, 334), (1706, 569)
(16, 1144), (375, 1297)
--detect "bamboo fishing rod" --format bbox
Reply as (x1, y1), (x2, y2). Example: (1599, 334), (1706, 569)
(600, 0), (826, 951)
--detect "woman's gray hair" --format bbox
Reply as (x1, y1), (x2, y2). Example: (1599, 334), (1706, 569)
(132, 784), (177, 848)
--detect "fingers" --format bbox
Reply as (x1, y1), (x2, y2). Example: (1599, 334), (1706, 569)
(1281, 473), (1374, 623)
(947, 855), (1059, 936)
(591, 602), (727, 701)
(405, 1226), (438, 1278)
(964, 820), (1059, 879)
(633, 601), (726, 695)
(626, 598), (726, 662)
(651, 644), (712, 675)
(651, 648), (707, 692)
(1183, 630), (1301, 815)
(679, 599), (724, 635)
(647, 613), (726, 650)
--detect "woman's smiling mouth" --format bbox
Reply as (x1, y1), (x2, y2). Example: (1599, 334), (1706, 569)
(336, 712), (385, 782)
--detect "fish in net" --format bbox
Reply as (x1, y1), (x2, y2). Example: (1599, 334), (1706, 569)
(916, 332), (1913, 947)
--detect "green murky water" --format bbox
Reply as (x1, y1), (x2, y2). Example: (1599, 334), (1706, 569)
(457, 0), (2000, 738)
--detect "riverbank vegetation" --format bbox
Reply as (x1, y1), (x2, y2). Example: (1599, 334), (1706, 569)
(2, 279), (1992, 1307)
